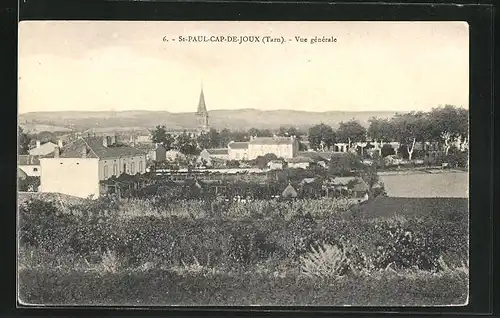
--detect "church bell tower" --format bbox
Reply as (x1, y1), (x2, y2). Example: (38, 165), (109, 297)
(196, 86), (210, 133)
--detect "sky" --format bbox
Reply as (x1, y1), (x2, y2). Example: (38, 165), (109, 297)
(18, 21), (469, 114)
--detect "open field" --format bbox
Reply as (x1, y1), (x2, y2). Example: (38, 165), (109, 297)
(380, 171), (468, 198)
(19, 268), (468, 306)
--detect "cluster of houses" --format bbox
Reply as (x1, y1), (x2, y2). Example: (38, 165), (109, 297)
(17, 131), (378, 200)
(18, 87), (455, 200)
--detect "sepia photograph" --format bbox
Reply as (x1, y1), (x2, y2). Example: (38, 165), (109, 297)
(17, 21), (469, 307)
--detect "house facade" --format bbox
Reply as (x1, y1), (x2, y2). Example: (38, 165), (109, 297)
(248, 136), (299, 160)
(39, 136), (147, 199)
(228, 142), (249, 160)
(285, 156), (313, 169)
(165, 149), (186, 162)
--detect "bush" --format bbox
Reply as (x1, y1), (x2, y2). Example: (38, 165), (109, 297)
(300, 243), (349, 278)
(18, 176), (40, 192)
(381, 144), (395, 157)
(446, 147), (468, 168)
(373, 221), (442, 271)
(18, 196), (468, 275)
(226, 160), (240, 168)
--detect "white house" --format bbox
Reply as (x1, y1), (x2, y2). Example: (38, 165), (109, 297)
(165, 149), (186, 162)
(228, 141), (249, 161)
(267, 160), (284, 170)
(248, 136), (299, 160)
(39, 135), (147, 199)
(285, 156), (313, 169)
(18, 155), (41, 177)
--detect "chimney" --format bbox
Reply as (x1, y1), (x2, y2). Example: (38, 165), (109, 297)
(103, 135), (108, 147)
(36, 140), (41, 148)
(58, 140), (63, 148)
(81, 146), (87, 158)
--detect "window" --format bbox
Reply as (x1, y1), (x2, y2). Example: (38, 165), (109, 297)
(131, 162), (135, 174)
(139, 161), (143, 173)
(33, 168), (38, 172)
(113, 164), (117, 176)
(104, 165), (108, 178)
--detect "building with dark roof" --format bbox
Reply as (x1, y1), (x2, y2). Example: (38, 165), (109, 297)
(39, 135), (147, 199)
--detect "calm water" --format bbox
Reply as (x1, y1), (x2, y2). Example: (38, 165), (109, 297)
(379, 171), (468, 198)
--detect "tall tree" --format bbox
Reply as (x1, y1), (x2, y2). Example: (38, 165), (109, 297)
(308, 123), (336, 150)
(175, 132), (199, 156)
(367, 117), (396, 143)
(336, 120), (367, 144)
(18, 126), (31, 155)
(248, 128), (273, 138)
(208, 128), (221, 148)
(248, 128), (260, 138)
(37, 131), (56, 144)
(391, 112), (427, 160)
(163, 134), (176, 150)
(220, 128), (233, 147)
(151, 125), (167, 144)
(196, 132), (211, 150)
(427, 105), (468, 155)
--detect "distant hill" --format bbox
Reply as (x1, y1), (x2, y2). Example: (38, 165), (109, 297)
(19, 109), (398, 133)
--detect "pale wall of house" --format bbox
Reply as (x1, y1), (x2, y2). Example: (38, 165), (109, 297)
(99, 155), (147, 180)
(166, 150), (185, 162)
(211, 154), (229, 160)
(228, 148), (249, 161)
(288, 162), (310, 169)
(39, 158), (100, 199)
(248, 142), (298, 160)
(19, 165), (40, 177)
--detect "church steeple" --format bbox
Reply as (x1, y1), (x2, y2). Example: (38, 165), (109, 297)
(197, 87), (207, 114)
(196, 86), (209, 132)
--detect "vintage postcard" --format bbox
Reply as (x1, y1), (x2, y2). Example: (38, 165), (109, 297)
(17, 21), (469, 306)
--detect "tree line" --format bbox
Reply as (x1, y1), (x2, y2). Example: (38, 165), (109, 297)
(308, 105), (468, 160)
(150, 125), (308, 155)
(150, 105), (468, 161)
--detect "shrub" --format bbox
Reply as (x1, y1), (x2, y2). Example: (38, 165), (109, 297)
(381, 144), (395, 157)
(300, 243), (348, 278)
(373, 222), (442, 271)
(18, 196), (468, 275)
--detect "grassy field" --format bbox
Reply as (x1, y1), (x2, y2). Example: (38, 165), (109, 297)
(19, 268), (468, 306)
(380, 171), (468, 198)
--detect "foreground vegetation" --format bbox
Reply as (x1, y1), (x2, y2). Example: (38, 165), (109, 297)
(18, 196), (469, 306)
